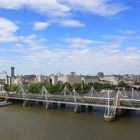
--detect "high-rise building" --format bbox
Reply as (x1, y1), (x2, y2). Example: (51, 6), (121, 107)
(11, 67), (15, 78)
(97, 72), (104, 78)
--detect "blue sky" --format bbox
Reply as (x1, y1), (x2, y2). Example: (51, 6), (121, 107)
(0, 0), (140, 75)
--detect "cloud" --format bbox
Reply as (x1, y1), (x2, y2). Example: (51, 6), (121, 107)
(65, 37), (108, 49)
(0, 0), (128, 30)
(1, 32), (139, 74)
(0, 17), (18, 42)
(126, 47), (138, 51)
(65, 37), (93, 44)
(33, 22), (50, 30)
(0, 17), (48, 43)
(61, 0), (128, 17)
(60, 19), (85, 27)
(0, 0), (128, 18)
(0, 0), (70, 17)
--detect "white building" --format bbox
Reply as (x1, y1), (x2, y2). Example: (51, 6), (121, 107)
(0, 84), (6, 95)
(81, 76), (97, 84)
(100, 76), (119, 85)
(50, 75), (58, 85)
(0, 72), (9, 84)
(58, 72), (81, 85)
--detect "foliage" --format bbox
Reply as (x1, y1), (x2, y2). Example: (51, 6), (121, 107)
(28, 83), (43, 93)
(118, 81), (128, 87)
(93, 82), (104, 89)
(4, 81), (127, 94)
(83, 83), (91, 90)
(73, 83), (82, 91)
(5, 84), (18, 92)
(134, 81), (140, 85)
(45, 83), (56, 93)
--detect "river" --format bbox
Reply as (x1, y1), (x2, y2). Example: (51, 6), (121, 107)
(0, 104), (140, 140)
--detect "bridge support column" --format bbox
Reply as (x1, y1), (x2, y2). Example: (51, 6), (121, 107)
(45, 103), (52, 109)
(74, 105), (81, 113)
(52, 103), (57, 109)
(116, 108), (131, 117)
(87, 106), (93, 112)
(81, 105), (86, 112)
(39, 101), (43, 106)
(23, 100), (28, 106)
(60, 103), (66, 109)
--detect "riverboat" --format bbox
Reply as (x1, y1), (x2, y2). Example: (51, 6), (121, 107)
(0, 100), (12, 107)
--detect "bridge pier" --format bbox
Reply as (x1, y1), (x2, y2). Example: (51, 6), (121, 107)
(52, 103), (57, 109)
(74, 105), (81, 113)
(39, 101), (43, 106)
(23, 100), (28, 106)
(45, 103), (52, 109)
(60, 103), (66, 109)
(81, 105), (86, 112)
(116, 108), (131, 117)
(87, 106), (93, 112)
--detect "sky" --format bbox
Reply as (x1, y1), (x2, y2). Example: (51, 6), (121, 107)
(0, 0), (140, 75)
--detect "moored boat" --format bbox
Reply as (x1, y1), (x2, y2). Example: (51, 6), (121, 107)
(0, 101), (12, 107)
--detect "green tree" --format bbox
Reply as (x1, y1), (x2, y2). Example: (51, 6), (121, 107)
(83, 83), (91, 90)
(28, 83), (43, 93)
(103, 83), (116, 89)
(6, 84), (18, 92)
(63, 82), (72, 91)
(93, 82), (104, 89)
(45, 83), (55, 93)
(118, 81), (128, 88)
(73, 83), (82, 91)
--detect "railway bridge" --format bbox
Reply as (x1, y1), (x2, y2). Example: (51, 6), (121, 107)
(0, 84), (140, 121)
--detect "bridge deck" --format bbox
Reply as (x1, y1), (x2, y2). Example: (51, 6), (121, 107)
(1, 93), (140, 110)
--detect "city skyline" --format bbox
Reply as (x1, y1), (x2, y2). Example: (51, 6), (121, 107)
(0, 0), (140, 75)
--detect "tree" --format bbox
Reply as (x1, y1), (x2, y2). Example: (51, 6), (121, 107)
(63, 82), (72, 91)
(6, 84), (18, 92)
(83, 83), (91, 90)
(45, 83), (55, 93)
(103, 83), (116, 89)
(118, 81), (128, 88)
(93, 82), (104, 89)
(28, 83), (43, 93)
(73, 83), (82, 91)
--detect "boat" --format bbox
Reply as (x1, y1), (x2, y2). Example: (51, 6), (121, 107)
(0, 100), (12, 107)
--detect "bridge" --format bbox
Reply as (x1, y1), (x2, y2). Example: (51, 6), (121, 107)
(1, 84), (140, 121)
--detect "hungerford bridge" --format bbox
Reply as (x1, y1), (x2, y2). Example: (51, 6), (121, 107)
(0, 84), (140, 121)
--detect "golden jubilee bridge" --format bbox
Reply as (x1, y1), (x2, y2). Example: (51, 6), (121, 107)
(0, 84), (140, 121)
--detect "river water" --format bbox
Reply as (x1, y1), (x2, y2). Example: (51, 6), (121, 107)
(0, 104), (140, 140)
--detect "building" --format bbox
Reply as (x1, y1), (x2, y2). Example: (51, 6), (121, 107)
(58, 72), (81, 85)
(0, 72), (9, 84)
(100, 76), (119, 85)
(97, 72), (104, 78)
(35, 75), (49, 84)
(10, 66), (16, 84)
(81, 76), (97, 84)
(11, 67), (15, 78)
(50, 75), (58, 85)
(21, 75), (36, 84)
(0, 84), (6, 94)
